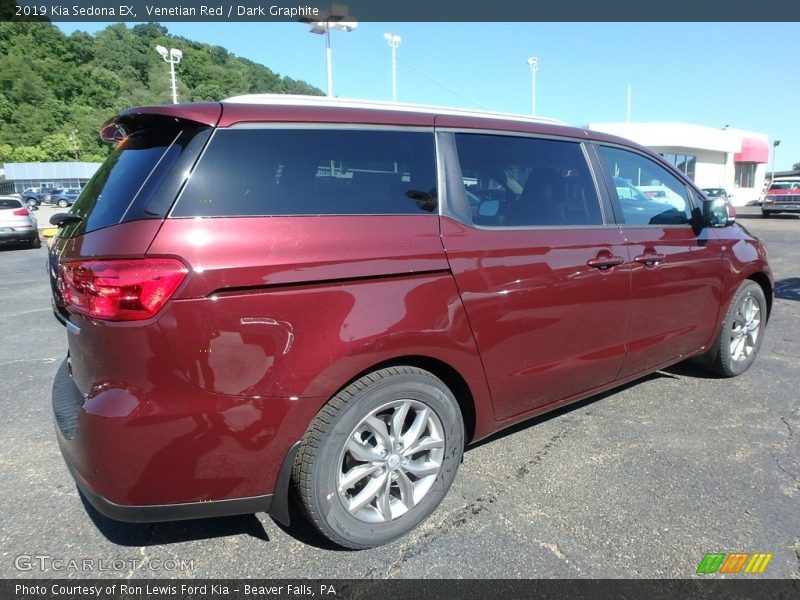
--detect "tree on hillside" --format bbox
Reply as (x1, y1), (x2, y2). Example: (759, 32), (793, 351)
(0, 21), (323, 164)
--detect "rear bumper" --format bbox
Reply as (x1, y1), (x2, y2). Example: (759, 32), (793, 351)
(51, 354), (299, 522)
(763, 205), (800, 215)
(64, 458), (272, 523)
(0, 228), (37, 242)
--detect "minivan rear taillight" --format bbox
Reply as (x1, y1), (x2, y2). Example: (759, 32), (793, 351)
(59, 259), (188, 321)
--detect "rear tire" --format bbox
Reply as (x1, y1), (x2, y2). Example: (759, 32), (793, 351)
(29, 234), (41, 249)
(705, 280), (767, 377)
(761, 211), (771, 218)
(57, 200), (68, 208)
(293, 366), (464, 549)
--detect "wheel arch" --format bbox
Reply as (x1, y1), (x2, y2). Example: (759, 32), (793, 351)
(331, 355), (478, 445)
(747, 271), (773, 321)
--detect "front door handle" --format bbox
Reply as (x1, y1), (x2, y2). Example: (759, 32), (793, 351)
(634, 253), (666, 266)
(587, 256), (625, 270)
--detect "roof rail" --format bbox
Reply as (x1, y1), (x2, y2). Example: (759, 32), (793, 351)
(223, 94), (564, 125)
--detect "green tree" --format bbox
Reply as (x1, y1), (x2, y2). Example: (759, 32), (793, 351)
(0, 21), (323, 166)
(40, 133), (76, 161)
(12, 145), (48, 162)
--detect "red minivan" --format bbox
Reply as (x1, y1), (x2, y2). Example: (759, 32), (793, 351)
(50, 96), (772, 548)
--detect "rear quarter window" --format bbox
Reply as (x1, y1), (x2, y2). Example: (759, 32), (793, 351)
(172, 128), (437, 217)
(62, 120), (211, 237)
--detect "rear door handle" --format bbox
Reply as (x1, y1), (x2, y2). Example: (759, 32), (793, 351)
(586, 256), (625, 270)
(634, 253), (666, 266)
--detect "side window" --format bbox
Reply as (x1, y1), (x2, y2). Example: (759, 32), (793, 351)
(597, 145), (692, 226)
(173, 129), (437, 217)
(454, 133), (602, 227)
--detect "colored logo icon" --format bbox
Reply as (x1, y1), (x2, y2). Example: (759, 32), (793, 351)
(696, 552), (773, 574)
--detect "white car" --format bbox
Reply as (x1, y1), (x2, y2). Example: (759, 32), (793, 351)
(0, 196), (40, 248)
(637, 185), (686, 211)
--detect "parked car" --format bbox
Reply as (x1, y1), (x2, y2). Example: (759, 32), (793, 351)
(46, 188), (82, 208)
(702, 188), (731, 204)
(22, 187), (52, 208)
(0, 196), (40, 248)
(49, 97), (773, 549)
(637, 185), (688, 211)
(762, 179), (800, 217)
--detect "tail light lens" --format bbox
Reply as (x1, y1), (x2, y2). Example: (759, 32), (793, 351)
(59, 259), (188, 321)
(12, 208), (29, 216)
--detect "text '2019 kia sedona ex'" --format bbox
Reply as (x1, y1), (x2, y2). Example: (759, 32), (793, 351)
(49, 96), (773, 549)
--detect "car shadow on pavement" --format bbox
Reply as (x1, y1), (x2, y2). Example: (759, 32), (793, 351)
(79, 492), (271, 547)
(775, 278), (800, 301)
(469, 370), (680, 450)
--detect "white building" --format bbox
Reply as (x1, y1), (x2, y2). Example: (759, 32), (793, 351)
(587, 123), (770, 207)
(1, 162), (101, 195)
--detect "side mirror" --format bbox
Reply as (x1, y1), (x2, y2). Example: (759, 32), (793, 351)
(478, 199), (499, 217)
(29, 205), (38, 211)
(703, 199), (735, 227)
(50, 213), (83, 227)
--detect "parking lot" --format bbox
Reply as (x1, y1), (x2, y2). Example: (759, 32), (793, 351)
(0, 207), (797, 579)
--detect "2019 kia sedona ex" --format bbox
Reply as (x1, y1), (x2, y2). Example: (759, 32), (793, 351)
(49, 96), (773, 549)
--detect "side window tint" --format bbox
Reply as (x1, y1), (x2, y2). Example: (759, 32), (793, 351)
(454, 133), (602, 228)
(174, 129), (437, 217)
(597, 145), (692, 226)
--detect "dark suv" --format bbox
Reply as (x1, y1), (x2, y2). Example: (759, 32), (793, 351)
(49, 97), (773, 549)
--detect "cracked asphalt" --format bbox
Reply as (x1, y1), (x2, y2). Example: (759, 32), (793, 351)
(0, 207), (797, 579)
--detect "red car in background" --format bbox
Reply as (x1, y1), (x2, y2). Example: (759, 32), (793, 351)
(762, 179), (800, 217)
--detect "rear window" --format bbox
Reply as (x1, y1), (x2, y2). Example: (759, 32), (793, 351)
(172, 128), (437, 217)
(0, 199), (23, 209)
(61, 118), (211, 237)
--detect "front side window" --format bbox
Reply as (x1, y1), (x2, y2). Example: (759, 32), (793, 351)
(598, 145), (692, 226)
(453, 133), (602, 227)
(174, 129), (437, 217)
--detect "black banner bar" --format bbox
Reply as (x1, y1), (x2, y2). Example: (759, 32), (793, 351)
(3, 579), (800, 600)
(2, 0), (799, 23)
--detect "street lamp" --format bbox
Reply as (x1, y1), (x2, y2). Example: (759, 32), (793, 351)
(527, 57), (538, 116)
(155, 45), (183, 104)
(305, 5), (357, 97)
(383, 33), (401, 103)
(771, 140), (781, 184)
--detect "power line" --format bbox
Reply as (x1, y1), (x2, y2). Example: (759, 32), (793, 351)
(353, 30), (489, 110)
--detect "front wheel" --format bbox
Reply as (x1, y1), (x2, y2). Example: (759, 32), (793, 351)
(293, 366), (464, 549)
(705, 280), (767, 377)
(57, 199), (68, 208)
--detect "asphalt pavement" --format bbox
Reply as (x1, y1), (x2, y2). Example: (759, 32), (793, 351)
(0, 207), (797, 579)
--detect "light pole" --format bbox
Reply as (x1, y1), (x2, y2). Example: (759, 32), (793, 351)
(306, 7), (357, 97)
(527, 57), (538, 116)
(771, 140), (781, 184)
(156, 45), (183, 104)
(383, 33), (401, 102)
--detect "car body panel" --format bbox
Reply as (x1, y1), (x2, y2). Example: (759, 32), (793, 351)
(616, 225), (724, 378)
(440, 217), (630, 420)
